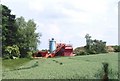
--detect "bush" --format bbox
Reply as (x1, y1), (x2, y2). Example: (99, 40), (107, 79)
(3, 54), (10, 59)
(76, 51), (89, 56)
(86, 49), (97, 54)
(113, 45), (120, 52)
(4, 45), (20, 59)
(27, 51), (33, 58)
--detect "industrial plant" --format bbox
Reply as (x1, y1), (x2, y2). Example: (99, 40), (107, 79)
(33, 38), (74, 58)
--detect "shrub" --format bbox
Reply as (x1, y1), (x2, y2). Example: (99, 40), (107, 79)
(76, 51), (89, 56)
(27, 51), (33, 58)
(3, 54), (10, 59)
(4, 45), (20, 59)
(113, 45), (120, 52)
(86, 48), (97, 54)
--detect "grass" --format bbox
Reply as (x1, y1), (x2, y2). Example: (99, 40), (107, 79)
(2, 58), (32, 70)
(2, 52), (118, 79)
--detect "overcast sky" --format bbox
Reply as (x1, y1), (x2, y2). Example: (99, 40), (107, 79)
(1, 0), (119, 50)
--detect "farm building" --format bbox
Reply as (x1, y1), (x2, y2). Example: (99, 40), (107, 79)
(33, 38), (74, 58)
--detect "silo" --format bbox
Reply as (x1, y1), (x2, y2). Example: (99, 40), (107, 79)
(49, 38), (56, 53)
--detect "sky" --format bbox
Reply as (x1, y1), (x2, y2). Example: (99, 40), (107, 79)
(1, 0), (119, 50)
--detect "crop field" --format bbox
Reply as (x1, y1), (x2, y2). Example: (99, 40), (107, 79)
(2, 52), (118, 79)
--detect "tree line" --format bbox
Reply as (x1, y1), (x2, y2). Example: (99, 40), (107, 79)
(1, 4), (41, 59)
(74, 34), (120, 56)
(85, 34), (107, 54)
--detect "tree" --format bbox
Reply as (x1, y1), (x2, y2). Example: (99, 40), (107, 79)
(2, 4), (19, 57)
(85, 34), (107, 54)
(85, 34), (92, 49)
(16, 17), (41, 57)
(2, 5), (41, 58)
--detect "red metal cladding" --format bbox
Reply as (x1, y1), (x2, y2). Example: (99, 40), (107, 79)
(63, 49), (73, 56)
(33, 42), (73, 58)
(38, 51), (48, 57)
(54, 43), (73, 56)
(64, 44), (73, 56)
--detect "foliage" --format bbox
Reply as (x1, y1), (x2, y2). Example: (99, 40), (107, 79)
(85, 34), (92, 47)
(2, 52), (118, 79)
(76, 51), (89, 55)
(16, 17), (41, 58)
(85, 34), (108, 54)
(113, 45), (120, 52)
(2, 5), (41, 58)
(26, 51), (33, 58)
(2, 4), (18, 57)
(4, 45), (20, 59)
(74, 47), (89, 56)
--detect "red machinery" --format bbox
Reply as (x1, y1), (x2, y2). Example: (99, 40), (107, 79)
(33, 43), (73, 58)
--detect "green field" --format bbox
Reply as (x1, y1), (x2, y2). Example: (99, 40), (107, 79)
(2, 52), (118, 79)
